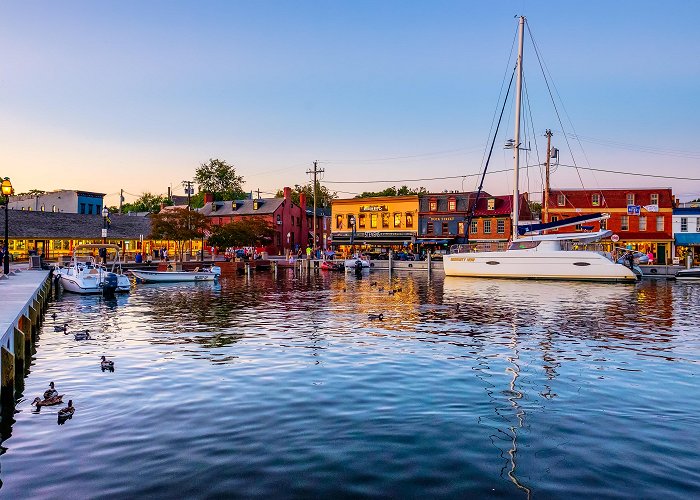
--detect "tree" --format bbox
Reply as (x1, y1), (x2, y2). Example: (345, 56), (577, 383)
(274, 183), (338, 208)
(355, 185), (427, 198)
(150, 208), (210, 261)
(194, 158), (246, 200)
(529, 202), (542, 219)
(121, 192), (172, 214)
(16, 189), (46, 196)
(208, 217), (275, 249)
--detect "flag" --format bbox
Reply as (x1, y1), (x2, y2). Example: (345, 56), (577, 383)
(643, 204), (659, 212)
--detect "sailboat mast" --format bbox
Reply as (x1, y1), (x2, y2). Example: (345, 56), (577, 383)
(512, 15), (525, 241)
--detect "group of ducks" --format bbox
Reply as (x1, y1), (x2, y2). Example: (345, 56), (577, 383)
(38, 314), (116, 423)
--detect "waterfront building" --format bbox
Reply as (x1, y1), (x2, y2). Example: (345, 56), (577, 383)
(331, 195), (419, 254)
(544, 188), (674, 264)
(0, 209), (152, 261)
(8, 189), (106, 214)
(417, 192), (532, 252)
(197, 187), (309, 255)
(673, 201), (700, 266)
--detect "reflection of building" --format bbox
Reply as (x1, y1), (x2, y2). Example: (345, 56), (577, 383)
(9, 189), (106, 214)
(331, 195), (419, 251)
(545, 188), (674, 264)
(673, 202), (700, 266)
(197, 187), (309, 255)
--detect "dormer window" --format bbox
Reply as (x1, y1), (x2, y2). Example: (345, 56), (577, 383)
(211, 202), (217, 212)
(429, 199), (437, 211)
(448, 198), (456, 211)
(487, 198), (496, 210)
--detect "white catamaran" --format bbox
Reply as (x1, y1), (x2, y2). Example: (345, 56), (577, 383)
(443, 16), (638, 283)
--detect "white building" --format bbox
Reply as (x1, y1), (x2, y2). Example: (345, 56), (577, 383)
(8, 190), (106, 215)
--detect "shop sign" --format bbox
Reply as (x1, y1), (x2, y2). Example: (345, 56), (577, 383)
(627, 205), (641, 216)
(359, 204), (388, 212)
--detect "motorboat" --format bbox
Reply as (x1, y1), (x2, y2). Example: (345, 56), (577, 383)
(444, 16), (638, 283)
(131, 265), (221, 283)
(344, 255), (370, 270)
(320, 260), (344, 271)
(675, 268), (700, 280)
(57, 244), (131, 296)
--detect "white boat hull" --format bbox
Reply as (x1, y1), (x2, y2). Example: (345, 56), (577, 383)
(344, 259), (370, 269)
(443, 249), (638, 282)
(131, 270), (219, 283)
(59, 272), (131, 294)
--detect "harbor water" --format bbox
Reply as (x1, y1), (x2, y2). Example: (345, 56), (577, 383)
(1, 271), (699, 498)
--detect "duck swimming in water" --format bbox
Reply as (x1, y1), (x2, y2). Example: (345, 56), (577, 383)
(100, 356), (114, 370)
(32, 394), (64, 407)
(74, 330), (91, 341)
(57, 400), (75, 420)
(368, 313), (384, 320)
(54, 323), (68, 332)
(44, 381), (58, 399)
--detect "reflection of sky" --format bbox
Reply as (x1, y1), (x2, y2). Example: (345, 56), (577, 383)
(2, 272), (700, 497)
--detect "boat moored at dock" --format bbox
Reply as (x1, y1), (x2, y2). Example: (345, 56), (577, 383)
(131, 265), (221, 283)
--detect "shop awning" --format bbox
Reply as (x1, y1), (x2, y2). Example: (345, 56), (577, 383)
(416, 239), (449, 245)
(675, 234), (700, 246)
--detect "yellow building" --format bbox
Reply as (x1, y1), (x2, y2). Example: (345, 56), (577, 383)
(331, 195), (419, 253)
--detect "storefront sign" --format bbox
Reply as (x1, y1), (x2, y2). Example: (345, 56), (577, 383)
(627, 205), (641, 216)
(359, 204), (388, 212)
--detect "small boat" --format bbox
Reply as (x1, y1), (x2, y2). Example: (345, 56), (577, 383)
(675, 268), (700, 280)
(131, 265), (221, 283)
(344, 256), (370, 270)
(57, 244), (131, 296)
(321, 260), (344, 271)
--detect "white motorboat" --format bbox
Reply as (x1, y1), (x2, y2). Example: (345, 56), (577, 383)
(444, 16), (637, 283)
(675, 268), (700, 280)
(57, 244), (131, 295)
(131, 265), (221, 283)
(344, 256), (370, 270)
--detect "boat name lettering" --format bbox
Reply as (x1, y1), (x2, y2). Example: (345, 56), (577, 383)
(359, 204), (388, 212)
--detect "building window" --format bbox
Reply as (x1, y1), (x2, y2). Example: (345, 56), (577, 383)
(381, 212), (390, 228)
(40, 205), (45, 211)
(470, 220), (478, 234)
(484, 219), (492, 234)
(497, 219), (505, 234)
(621, 216), (629, 230)
(650, 193), (659, 205)
(348, 215), (354, 228)
(557, 194), (566, 206)
(448, 199), (456, 211)
(487, 198), (496, 210)
(551, 216), (559, 223)
(370, 213), (378, 228)
(591, 194), (600, 206)
(97, 205), (101, 214)
(52, 205), (57, 212)
(405, 213), (414, 228)
(358, 214), (366, 228)
(680, 217), (688, 232)
(639, 216), (647, 231)
(393, 213), (401, 228)
(458, 221), (465, 235)
(626, 193), (635, 206)
(88, 204), (93, 215)
(575, 224), (582, 230)
(600, 219), (606, 229)
(427, 222), (434, 233)
(335, 215), (342, 229)
(429, 200), (437, 211)
(80, 203), (86, 214)
(696, 218), (700, 232)
(656, 216), (664, 231)
(435, 222), (442, 235)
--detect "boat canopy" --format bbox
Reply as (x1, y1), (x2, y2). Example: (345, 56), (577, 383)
(518, 212), (609, 236)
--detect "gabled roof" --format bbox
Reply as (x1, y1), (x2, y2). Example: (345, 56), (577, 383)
(0, 209), (151, 239)
(197, 197), (285, 217)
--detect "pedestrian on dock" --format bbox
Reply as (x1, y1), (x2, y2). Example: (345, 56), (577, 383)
(306, 245), (312, 260)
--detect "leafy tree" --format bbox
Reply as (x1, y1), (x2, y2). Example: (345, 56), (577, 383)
(275, 183), (337, 208)
(121, 192), (172, 214)
(355, 185), (426, 198)
(194, 158), (246, 200)
(16, 189), (46, 196)
(208, 217), (275, 249)
(529, 202), (542, 219)
(150, 208), (210, 261)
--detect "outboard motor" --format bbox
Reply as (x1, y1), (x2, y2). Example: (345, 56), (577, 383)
(354, 259), (364, 277)
(101, 272), (119, 298)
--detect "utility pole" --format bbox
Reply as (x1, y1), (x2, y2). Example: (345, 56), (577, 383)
(543, 129), (553, 224)
(306, 161), (324, 250)
(119, 189), (124, 214)
(256, 188), (261, 199)
(182, 180), (194, 260)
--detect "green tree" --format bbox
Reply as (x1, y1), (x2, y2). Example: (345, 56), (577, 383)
(208, 217), (275, 249)
(529, 202), (542, 219)
(194, 158), (246, 200)
(150, 208), (210, 261)
(121, 192), (172, 214)
(355, 185), (426, 198)
(275, 183), (337, 208)
(16, 189), (46, 196)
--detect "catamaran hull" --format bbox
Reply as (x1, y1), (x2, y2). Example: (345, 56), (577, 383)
(443, 251), (638, 282)
(131, 270), (218, 283)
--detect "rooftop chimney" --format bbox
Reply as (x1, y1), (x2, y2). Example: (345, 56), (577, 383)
(204, 192), (214, 204)
(283, 187), (291, 201)
(299, 192), (307, 210)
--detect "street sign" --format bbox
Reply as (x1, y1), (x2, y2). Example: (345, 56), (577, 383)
(611, 234), (620, 242)
(101, 229), (108, 238)
(627, 205), (641, 216)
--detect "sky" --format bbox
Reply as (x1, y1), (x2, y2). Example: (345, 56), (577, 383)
(1, 0), (699, 207)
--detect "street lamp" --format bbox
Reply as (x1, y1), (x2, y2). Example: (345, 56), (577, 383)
(101, 206), (109, 264)
(2, 177), (13, 274)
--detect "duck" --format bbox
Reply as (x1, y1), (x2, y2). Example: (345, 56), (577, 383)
(43, 381), (59, 399)
(33, 394), (64, 407)
(57, 400), (75, 419)
(394, 287), (403, 293)
(378, 286), (385, 292)
(54, 323), (68, 332)
(100, 356), (114, 369)
(370, 281), (378, 287)
(51, 312), (57, 321)
(368, 313), (384, 320)
(388, 290), (395, 296)
(74, 330), (91, 341)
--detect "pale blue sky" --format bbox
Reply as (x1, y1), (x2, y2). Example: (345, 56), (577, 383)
(1, 0), (698, 205)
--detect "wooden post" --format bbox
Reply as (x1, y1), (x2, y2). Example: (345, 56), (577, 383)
(427, 251), (432, 278)
(14, 327), (25, 378)
(1, 347), (15, 406)
(19, 315), (31, 354)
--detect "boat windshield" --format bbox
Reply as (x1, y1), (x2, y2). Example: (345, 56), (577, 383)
(507, 241), (541, 250)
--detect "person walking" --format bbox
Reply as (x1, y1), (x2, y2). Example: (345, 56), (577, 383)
(306, 245), (312, 260)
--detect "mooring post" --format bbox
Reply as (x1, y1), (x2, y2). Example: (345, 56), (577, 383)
(13, 328), (25, 379)
(427, 251), (432, 279)
(1, 347), (15, 407)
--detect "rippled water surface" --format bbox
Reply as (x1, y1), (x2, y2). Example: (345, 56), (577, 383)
(1, 271), (699, 498)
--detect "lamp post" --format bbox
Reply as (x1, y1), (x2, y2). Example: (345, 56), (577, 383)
(2, 177), (13, 274)
(101, 206), (109, 265)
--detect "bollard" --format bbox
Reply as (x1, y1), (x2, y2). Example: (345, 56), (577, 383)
(427, 252), (432, 279)
(388, 250), (393, 279)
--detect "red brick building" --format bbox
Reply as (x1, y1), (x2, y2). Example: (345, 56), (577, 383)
(544, 188), (674, 264)
(198, 187), (309, 255)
